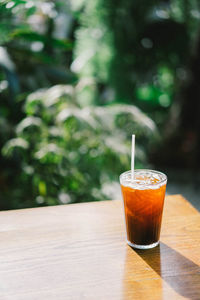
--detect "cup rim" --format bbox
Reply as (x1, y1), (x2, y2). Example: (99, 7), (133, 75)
(119, 169), (167, 186)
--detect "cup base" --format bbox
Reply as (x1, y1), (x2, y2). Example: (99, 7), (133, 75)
(127, 240), (159, 250)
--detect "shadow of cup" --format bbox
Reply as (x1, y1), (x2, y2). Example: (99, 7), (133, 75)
(134, 242), (200, 299)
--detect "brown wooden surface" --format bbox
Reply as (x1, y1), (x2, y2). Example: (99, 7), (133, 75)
(0, 195), (200, 300)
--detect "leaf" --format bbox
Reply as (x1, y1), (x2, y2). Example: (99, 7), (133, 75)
(38, 181), (46, 196)
(2, 138), (29, 156)
(0, 24), (12, 44)
(11, 29), (73, 50)
(26, 6), (36, 17)
(43, 85), (74, 107)
(1, 0), (27, 6)
(34, 143), (64, 161)
(16, 116), (42, 134)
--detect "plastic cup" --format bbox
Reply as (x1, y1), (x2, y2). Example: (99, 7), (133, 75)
(120, 169), (167, 250)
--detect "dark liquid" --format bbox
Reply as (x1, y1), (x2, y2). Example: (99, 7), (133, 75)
(121, 184), (166, 246)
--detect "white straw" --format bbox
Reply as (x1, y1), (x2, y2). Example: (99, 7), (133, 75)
(131, 134), (135, 181)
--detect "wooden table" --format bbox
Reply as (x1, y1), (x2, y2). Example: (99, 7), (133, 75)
(0, 195), (200, 300)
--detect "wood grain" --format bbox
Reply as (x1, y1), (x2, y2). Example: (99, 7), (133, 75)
(0, 195), (199, 299)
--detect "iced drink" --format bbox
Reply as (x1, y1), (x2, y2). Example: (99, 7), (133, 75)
(120, 169), (167, 249)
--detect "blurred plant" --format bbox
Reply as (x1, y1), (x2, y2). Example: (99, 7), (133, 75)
(0, 0), (76, 151)
(72, 0), (200, 124)
(0, 0), (75, 98)
(0, 0), (77, 208)
(1, 0), (200, 210)
(1, 84), (157, 209)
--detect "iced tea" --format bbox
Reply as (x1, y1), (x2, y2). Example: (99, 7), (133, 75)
(120, 170), (167, 249)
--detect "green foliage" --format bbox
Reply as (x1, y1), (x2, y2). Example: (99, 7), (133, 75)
(1, 0), (200, 210)
(11, 29), (72, 49)
(2, 84), (157, 208)
(0, 0), (74, 91)
(72, 0), (200, 115)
